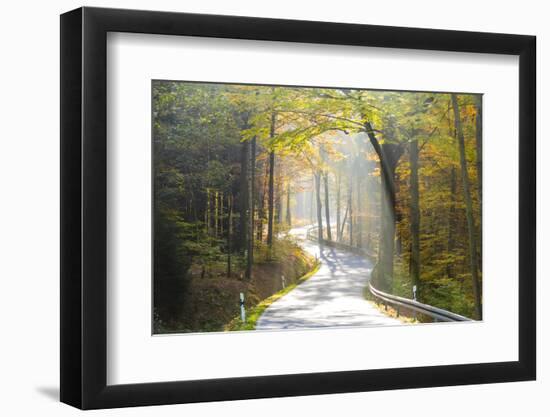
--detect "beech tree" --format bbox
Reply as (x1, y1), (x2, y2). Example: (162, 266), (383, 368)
(452, 94), (482, 319)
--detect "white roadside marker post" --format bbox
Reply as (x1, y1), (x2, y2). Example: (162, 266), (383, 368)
(281, 275), (286, 289)
(239, 292), (246, 323)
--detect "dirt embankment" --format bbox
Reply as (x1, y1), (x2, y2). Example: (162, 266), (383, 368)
(165, 239), (315, 333)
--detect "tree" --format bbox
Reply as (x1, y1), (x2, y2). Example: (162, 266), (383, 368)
(409, 139), (421, 296)
(475, 95), (483, 271)
(451, 94), (482, 320)
(267, 148), (275, 247)
(336, 166), (342, 241)
(475, 95), (482, 206)
(286, 183), (292, 226)
(227, 194), (233, 277)
(314, 171), (324, 243)
(247, 136), (256, 280)
(321, 146), (332, 241)
(238, 125), (249, 253)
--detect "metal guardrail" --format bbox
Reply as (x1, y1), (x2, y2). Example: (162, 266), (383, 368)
(368, 282), (471, 322)
(305, 225), (472, 322)
(306, 225), (376, 259)
(305, 226), (317, 241)
(308, 227), (349, 247)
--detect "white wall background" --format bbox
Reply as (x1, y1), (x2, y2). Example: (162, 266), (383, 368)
(0, 0), (545, 415)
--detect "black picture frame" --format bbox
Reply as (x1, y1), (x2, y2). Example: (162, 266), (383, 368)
(60, 6), (536, 410)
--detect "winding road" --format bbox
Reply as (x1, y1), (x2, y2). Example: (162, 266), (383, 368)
(256, 226), (402, 330)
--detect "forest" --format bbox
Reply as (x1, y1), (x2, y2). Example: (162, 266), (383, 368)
(152, 80), (482, 333)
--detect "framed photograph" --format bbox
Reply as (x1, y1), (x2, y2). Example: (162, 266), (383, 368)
(60, 6), (536, 409)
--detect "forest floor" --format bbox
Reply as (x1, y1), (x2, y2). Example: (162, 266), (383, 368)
(165, 237), (317, 333)
(224, 261), (321, 331)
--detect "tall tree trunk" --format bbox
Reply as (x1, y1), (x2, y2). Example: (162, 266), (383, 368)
(206, 188), (211, 235)
(214, 190), (219, 237)
(266, 111), (276, 248)
(320, 146), (332, 241)
(246, 137), (256, 280)
(365, 122), (403, 291)
(446, 166), (457, 278)
(409, 139), (421, 298)
(452, 94), (482, 320)
(227, 195), (233, 277)
(365, 175), (373, 248)
(475, 95), (483, 273)
(364, 122), (403, 293)
(394, 185), (403, 256)
(348, 159), (354, 246)
(220, 191), (224, 235)
(340, 205), (348, 241)
(348, 185), (353, 246)
(239, 141), (249, 252)
(286, 183), (292, 225)
(336, 168), (341, 241)
(267, 150), (275, 247)
(310, 176), (315, 224)
(356, 175), (362, 248)
(314, 171), (323, 243)
(258, 159), (268, 242)
(323, 172), (332, 241)
(275, 167), (282, 225)
(377, 151), (398, 292)
(475, 95), (483, 208)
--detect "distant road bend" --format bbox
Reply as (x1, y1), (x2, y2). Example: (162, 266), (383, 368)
(256, 226), (401, 330)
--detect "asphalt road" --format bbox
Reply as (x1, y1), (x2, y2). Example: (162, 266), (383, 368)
(255, 226), (402, 330)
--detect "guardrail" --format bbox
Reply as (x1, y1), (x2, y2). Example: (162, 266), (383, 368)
(368, 281), (471, 322)
(306, 225), (376, 259)
(305, 225), (472, 322)
(305, 226), (317, 241)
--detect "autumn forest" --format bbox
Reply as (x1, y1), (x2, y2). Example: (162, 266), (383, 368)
(153, 80), (482, 334)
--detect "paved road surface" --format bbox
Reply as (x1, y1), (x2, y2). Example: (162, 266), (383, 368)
(256, 226), (402, 330)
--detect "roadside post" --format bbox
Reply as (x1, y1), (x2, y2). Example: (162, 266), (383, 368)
(281, 275), (286, 289)
(239, 292), (246, 323)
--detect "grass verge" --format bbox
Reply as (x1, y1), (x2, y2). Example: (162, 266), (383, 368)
(224, 261), (321, 331)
